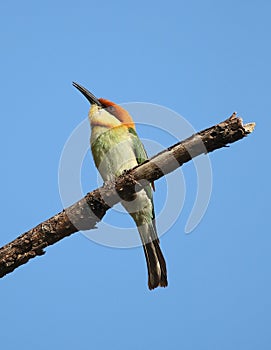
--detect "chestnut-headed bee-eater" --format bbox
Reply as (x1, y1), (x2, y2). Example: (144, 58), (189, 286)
(73, 82), (168, 290)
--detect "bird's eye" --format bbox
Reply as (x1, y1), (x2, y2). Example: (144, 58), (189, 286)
(108, 106), (115, 113)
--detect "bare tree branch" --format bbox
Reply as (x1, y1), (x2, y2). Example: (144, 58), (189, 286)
(0, 113), (255, 278)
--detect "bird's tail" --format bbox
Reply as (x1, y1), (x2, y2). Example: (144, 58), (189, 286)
(138, 223), (168, 290)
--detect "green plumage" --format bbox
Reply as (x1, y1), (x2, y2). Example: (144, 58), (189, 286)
(91, 125), (167, 289)
(91, 126), (154, 219)
(72, 82), (168, 289)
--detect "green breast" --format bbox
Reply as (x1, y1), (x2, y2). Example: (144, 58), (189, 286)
(91, 125), (155, 219)
(91, 126), (137, 180)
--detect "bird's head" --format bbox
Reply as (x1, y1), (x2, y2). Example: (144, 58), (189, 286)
(72, 82), (135, 130)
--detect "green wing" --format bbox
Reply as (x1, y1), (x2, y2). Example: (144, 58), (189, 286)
(128, 127), (157, 222)
(128, 127), (148, 165)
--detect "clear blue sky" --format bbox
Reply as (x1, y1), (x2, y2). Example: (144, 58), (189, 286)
(1, 1), (270, 349)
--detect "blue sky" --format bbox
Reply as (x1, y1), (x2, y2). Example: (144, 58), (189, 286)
(0, 0), (270, 349)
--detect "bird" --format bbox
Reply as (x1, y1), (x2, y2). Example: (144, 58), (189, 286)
(72, 82), (168, 290)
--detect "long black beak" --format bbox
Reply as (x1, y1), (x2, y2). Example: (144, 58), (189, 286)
(72, 82), (102, 107)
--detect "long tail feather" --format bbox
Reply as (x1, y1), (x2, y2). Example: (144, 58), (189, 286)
(138, 222), (168, 290)
(143, 240), (168, 290)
